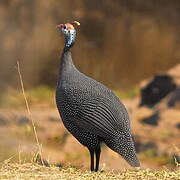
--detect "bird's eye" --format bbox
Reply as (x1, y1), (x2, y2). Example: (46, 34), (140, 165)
(63, 25), (67, 29)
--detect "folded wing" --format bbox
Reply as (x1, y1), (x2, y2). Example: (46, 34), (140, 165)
(75, 97), (130, 139)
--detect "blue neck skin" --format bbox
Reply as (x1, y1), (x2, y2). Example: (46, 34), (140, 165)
(64, 30), (76, 52)
(59, 29), (77, 80)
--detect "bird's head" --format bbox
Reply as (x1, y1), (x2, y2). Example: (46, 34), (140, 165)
(56, 21), (80, 49)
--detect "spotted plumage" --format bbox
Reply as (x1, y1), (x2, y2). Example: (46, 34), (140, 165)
(56, 22), (140, 171)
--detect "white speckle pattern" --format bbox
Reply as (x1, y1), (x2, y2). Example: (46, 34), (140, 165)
(56, 32), (140, 168)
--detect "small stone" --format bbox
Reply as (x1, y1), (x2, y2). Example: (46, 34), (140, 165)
(17, 116), (30, 125)
(48, 116), (59, 122)
(175, 123), (180, 129)
(141, 111), (160, 126)
(0, 114), (8, 126)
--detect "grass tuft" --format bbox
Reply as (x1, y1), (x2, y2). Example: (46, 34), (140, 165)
(114, 87), (139, 99)
(0, 85), (55, 109)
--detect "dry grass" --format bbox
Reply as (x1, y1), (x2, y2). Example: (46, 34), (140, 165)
(16, 61), (44, 166)
(0, 162), (179, 180)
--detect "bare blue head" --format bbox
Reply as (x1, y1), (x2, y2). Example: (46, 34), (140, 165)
(57, 23), (76, 50)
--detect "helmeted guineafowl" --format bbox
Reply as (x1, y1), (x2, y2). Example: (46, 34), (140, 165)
(56, 22), (140, 171)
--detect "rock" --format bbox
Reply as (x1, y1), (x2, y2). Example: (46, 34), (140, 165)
(17, 116), (30, 125)
(135, 140), (157, 153)
(175, 123), (180, 129)
(48, 116), (59, 122)
(141, 111), (160, 126)
(167, 86), (180, 108)
(139, 75), (176, 107)
(0, 114), (9, 126)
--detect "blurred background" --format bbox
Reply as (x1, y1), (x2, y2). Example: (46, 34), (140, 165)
(0, 0), (179, 171)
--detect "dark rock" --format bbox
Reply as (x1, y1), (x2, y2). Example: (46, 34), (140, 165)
(140, 75), (176, 107)
(17, 116), (30, 125)
(175, 123), (180, 129)
(167, 86), (180, 108)
(48, 116), (59, 122)
(0, 114), (8, 126)
(141, 111), (160, 126)
(135, 140), (157, 153)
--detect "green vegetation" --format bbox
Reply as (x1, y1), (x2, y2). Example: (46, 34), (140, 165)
(0, 86), (139, 109)
(0, 163), (179, 180)
(0, 85), (55, 108)
(27, 86), (54, 104)
(140, 149), (173, 166)
(157, 131), (174, 141)
(114, 87), (139, 99)
(46, 132), (69, 147)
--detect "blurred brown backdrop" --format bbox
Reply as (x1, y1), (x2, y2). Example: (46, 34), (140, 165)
(0, 1), (180, 169)
(0, 0), (180, 91)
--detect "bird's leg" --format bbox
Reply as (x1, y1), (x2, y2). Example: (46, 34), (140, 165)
(95, 145), (101, 172)
(88, 148), (94, 171)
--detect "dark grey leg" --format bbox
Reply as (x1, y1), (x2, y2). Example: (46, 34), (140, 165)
(95, 145), (101, 172)
(88, 148), (94, 171)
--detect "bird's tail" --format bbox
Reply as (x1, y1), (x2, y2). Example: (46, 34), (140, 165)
(104, 133), (140, 167)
